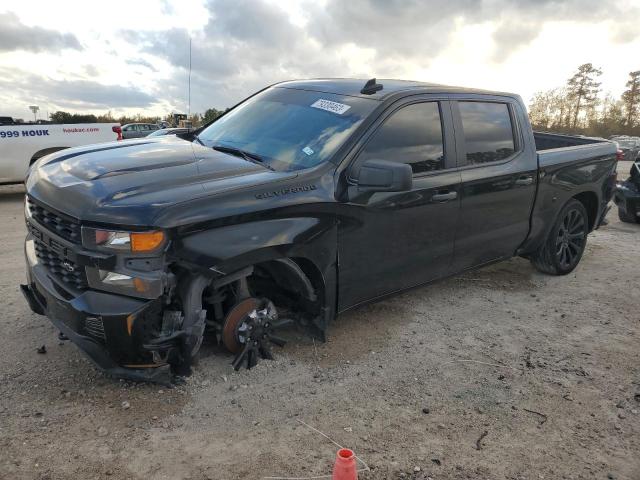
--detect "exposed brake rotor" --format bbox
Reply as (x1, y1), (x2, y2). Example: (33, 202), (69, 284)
(221, 297), (293, 370)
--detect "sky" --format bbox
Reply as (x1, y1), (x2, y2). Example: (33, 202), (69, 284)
(1, 0), (639, 121)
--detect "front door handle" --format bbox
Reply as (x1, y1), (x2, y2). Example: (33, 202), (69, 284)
(515, 175), (534, 186)
(431, 191), (458, 202)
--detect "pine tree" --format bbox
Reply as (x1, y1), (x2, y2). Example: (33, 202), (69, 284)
(621, 71), (640, 127)
(566, 63), (602, 129)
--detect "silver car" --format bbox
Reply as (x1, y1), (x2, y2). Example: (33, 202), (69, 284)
(121, 123), (161, 139)
(612, 136), (640, 162)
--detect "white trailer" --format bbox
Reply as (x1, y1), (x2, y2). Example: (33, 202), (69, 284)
(0, 122), (121, 183)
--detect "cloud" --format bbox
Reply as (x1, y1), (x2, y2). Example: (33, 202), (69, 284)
(204, 0), (298, 50)
(125, 0), (640, 114)
(491, 20), (540, 62)
(124, 28), (238, 78)
(308, 0), (471, 61)
(313, 0), (640, 62)
(0, 12), (81, 53)
(83, 65), (100, 77)
(0, 67), (156, 111)
(3, 0), (639, 117)
(121, 0), (354, 112)
(125, 58), (159, 72)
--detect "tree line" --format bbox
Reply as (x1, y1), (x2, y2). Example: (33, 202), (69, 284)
(529, 64), (640, 138)
(47, 107), (227, 127)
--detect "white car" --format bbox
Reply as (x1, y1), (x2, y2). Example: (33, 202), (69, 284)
(0, 121), (121, 183)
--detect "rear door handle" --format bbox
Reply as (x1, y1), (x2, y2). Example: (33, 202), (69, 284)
(515, 175), (534, 186)
(431, 191), (458, 202)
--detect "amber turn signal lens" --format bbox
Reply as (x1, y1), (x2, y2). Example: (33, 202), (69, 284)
(130, 231), (165, 252)
(133, 277), (150, 293)
(126, 314), (135, 335)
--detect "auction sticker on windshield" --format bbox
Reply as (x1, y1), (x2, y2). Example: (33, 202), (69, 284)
(311, 99), (351, 115)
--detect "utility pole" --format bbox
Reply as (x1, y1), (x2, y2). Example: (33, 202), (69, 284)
(188, 36), (192, 119)
(29, 105), (39, 123)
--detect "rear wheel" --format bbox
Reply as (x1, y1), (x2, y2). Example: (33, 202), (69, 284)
(530, 199), (589, 275)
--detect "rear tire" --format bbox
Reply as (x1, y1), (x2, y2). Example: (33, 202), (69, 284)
(617, 206), (638, 223)
(530, 199), (589, 275)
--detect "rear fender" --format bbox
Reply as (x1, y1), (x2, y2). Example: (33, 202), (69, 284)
(519, 154), (616, 255)
(520, 185), (601, 255)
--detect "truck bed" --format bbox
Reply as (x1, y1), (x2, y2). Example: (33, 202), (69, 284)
(534, 131), (616, 167)
(519, 131), (618, 257)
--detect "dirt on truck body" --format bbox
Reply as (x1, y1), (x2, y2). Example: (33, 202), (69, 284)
(21, 78), (617, 383)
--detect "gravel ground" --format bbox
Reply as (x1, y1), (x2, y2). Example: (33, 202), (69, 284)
(0, 162), (638, 480)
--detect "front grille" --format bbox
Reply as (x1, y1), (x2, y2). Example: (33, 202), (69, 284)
(27, 197), (81, 244)
(34, 241), (88, 290)
(84, 317), (106, 341)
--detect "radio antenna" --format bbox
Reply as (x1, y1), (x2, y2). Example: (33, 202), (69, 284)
(188, 36), (192, 118)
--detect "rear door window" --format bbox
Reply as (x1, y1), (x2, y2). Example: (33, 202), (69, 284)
(458, 102), (516, 164)
(357, 102), (445, 175)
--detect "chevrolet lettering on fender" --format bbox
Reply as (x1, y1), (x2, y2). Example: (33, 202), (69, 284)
(21, 78), (617, 383)
(255, 184), (317, 199)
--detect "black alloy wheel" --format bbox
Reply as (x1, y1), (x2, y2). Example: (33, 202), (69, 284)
(530, 199), (589, 275)
(555, 207), (587, 271)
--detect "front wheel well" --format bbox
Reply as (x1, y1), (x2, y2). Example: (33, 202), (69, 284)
(249, 257), (324, 318)
(572, 191), (599, 231)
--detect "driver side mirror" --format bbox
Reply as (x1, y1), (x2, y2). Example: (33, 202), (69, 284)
(356, 159), (413, 192)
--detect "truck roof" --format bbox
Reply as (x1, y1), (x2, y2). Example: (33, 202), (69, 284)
(276, 78), (519, 101)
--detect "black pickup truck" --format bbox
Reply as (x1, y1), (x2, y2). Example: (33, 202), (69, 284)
(21, 79), (618, 381)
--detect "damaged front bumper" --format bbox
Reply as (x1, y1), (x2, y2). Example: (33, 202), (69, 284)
(22, 236), (173, 383)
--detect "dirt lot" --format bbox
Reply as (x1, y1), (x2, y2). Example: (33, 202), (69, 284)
(1, 162), (638, 480)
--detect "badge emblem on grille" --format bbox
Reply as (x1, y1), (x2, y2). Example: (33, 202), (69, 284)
(61, 260), (75, 273)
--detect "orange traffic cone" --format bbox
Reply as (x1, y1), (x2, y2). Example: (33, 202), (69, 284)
(332, 448), (357, 480)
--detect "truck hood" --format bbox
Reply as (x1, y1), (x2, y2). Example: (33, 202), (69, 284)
(26, 136), (296, 226)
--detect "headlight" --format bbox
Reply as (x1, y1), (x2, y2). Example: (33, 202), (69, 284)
(83, 228), (165, 253)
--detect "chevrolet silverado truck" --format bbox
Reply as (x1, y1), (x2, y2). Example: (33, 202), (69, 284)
(21, 79), (618, 382)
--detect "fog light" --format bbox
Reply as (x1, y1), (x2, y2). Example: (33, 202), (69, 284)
(99, 270), (135, 287)
(86, 267), (162, 299)
(99, 270), (151, 292)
